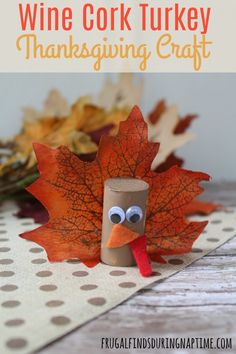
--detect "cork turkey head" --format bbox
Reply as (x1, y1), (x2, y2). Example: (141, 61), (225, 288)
(101, 177), (149, 267)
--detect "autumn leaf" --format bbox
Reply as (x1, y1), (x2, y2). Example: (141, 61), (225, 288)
(155, 113), (197, 173)
(16, 198), (49, 225)
(3, 98), (129, 172)
(149, 108), (219, 216)
(15, 117), (63, 155)
(0, 96), (130, 198)
(154, 153), (183, 173)
(148, 99), (197, 134)
(174, 114), (197, 135)
(88, 124), (114, 145)
(148, 107), (219, 215)
(148, 100), (167, 125)
(148, 105), (195, 169)
(21, 106), (209, 265)
(22, 90), (70, 122)
(184, 200), (220, 216)
(148, 100), (197, 172)
(96, 73), (144, 111)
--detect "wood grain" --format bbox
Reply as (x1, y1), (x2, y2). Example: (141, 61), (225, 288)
(38, 183), (236, 354)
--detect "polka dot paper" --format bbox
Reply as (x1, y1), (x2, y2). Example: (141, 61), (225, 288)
(0, 201), (236, 354)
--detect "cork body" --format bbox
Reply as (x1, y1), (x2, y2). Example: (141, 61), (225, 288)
(101, 177), (149, 267)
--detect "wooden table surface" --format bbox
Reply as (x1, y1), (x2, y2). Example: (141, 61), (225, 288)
(39, 182), (236, 354)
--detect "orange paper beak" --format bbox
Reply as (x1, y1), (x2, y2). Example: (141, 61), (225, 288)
(106, 224), (140, 249)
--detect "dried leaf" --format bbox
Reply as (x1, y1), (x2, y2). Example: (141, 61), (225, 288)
(21, 107), (209, 266)
(155, 114), (197, 173)
(96, 74), (144, 111)
(15, 117), (63, 155)
(22, 90), (69, 122)
(148, 101), (197, 172)
(174, 114), (197, 134)
(148, 100), (167, 125)
(0, 97), (127, 196)
(88, 124), (114, 145)
(148, 105), (195, 169)
(16, 200), (49, 224)
(155, 153), (183, 173)
(13, 98), (128, 161)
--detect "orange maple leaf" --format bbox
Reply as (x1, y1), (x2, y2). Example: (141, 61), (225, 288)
(184, 200), (220, 216)
(21, 106), (209, 266)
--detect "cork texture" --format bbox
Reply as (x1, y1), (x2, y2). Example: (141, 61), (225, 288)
(101, 178), (149, 266)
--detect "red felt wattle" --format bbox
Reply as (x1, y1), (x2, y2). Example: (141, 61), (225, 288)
(129, 235), (153, 277)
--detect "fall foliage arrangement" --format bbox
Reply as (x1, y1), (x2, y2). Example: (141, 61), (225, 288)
(18, 105), (209, 271)
(0, 75), (218, 276)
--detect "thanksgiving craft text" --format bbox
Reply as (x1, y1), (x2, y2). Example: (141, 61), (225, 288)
(17, 2), (213, 71)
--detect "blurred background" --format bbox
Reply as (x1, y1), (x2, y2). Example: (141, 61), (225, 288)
(0, 73), (235, 181)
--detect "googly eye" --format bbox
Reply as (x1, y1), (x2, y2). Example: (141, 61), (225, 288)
(126, 206), (143, 224)
(108, 206), (125, 224)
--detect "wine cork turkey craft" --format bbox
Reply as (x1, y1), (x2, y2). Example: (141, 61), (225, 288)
(20, 106), (210, 278)
(102, 178), (152, 276)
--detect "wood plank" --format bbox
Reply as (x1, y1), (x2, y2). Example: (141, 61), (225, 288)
(39, 304), (236, 354)
(39, 237), (236, 354)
